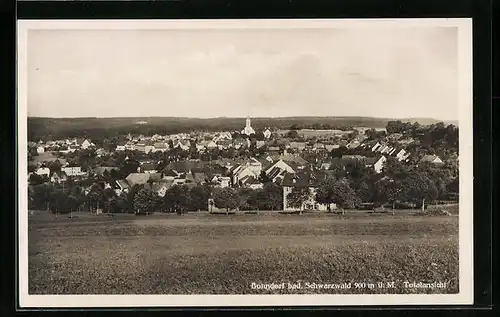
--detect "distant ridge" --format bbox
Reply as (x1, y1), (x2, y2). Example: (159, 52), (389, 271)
(27, 115), (457, 125)
(26, 115), (458, 141)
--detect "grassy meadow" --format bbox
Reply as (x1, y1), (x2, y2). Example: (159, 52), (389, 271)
(28, 211), (459, 295)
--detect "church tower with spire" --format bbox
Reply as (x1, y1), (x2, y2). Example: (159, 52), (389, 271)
(241, 111), (255, 136)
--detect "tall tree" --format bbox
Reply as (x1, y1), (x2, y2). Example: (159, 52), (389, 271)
(49, 189), (69, 216)
(87, 184), (104, 213)
(102, 188), (117, 213)
(237, 187), (254, 211)
(188, 185), (211, 211)
(262, 183), (283, 211)
(48, 160), (62, 173)
(31, 183), (56, 211)
(133, 187), (155, 215)
(374, 177), (403, 209)
(316, 177), (360, 213)
(213, 187), (240, 214)
(286, 186), (311, 214)
(29, 173), (45, 186)
(401, 172), (439, 211)
(163, 185), (190, 214)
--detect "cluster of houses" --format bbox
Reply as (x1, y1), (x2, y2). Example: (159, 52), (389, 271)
(29, 117), (451, 212)
(30, 138), (94, 154)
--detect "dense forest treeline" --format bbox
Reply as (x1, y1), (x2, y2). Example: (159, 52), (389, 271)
(27, 116), (455, 142)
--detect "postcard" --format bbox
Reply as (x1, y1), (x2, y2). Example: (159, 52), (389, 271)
(17, 18), (473, 307)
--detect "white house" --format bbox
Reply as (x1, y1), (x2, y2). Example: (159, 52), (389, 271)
(380, 146), (394, 154)
(229, 157), (264, 186)
(395, 149), (408, 161)
(61, 166), (83, 176)
(145, 144), (155, 154)
(263, 128), (272, 139)
(174, 140), (191, 151)
(232, 166), (256, 185)
(173, 178), (186, 186)
(218, 177), (231, 188)
(80, 139), (93, 149)
(371, 142), (382, 152)
(50, 171), (68, 183)
(36, 167), (50, 177)
(125, 142), (136, 151)
(115, 180), (130, 195)
(374, 156), (387, 173)
(36, 146), (45, 154)
(206, 140), (218, 149)
(153, 143), (169, 152)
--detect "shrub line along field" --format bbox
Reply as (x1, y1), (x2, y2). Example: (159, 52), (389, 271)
(29, 211), (459, 295)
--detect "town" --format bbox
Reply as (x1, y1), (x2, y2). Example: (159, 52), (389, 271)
(27, 117), (459, 216)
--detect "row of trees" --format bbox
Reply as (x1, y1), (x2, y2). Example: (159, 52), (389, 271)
(385, 121), (458, 150)
(28, 179), (285, 215)
(286, 153), (458, 213)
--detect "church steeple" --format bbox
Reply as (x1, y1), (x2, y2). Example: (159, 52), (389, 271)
(241, 111), (255, 136)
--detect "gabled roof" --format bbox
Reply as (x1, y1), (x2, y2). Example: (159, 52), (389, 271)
(51, 170), (67, 178)
(140, 163), (157, 171)
(281, 169), (322, 188)
(267, 167), (283, 180)
(218, 139), (232, 146)
(229, 164), (242, 175)
(271, 154), (308, 165)
(144, 182), (171, 193)
(239, 175), (252, 184)
(342, 155), (367, 160)
(246, 176), (262, 185)
(289, 141), (307, 148)
(154, 143), (168, 148)
(364, 157), (378, 165)
(419, 154), (442, 163)
(148, 173), (163, 182)
(257, 158), (269, 167)
(281, 160), (300, 172)
(167, 161), (207, 173)
(125, 173), (150, 187)
(116, 180), (130, 190)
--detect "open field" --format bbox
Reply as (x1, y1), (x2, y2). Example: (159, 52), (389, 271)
(31, 152), (66, 165)
(28, 211), (459, 295)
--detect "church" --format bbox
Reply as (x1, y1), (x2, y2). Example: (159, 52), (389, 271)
(241, 116), (255, 136)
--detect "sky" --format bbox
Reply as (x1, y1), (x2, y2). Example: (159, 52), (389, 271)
(27, 25), (458, 120)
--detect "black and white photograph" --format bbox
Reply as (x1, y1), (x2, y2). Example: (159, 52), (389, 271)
(17, 19), (473, 307)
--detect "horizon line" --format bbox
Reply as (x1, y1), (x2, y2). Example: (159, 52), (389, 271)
(27, 115), (457, 122)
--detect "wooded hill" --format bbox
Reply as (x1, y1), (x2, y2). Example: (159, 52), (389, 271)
(28, 116), (455, 141)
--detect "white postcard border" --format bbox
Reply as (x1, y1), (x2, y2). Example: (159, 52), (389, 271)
(17, 18), (473, 308)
